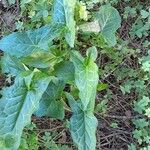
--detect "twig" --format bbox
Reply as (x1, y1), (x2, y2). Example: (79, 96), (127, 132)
(37, 126), (64, 135)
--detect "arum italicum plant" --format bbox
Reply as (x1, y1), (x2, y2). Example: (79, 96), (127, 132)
(0, 0), (121, 149)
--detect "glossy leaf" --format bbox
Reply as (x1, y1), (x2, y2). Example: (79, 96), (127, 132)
(0, 24), (63, 58)
(52, 0), (76, 47)
(0, 71), (52, 150)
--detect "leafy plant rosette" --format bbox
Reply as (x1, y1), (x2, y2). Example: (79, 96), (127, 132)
(0, 1), (121, 150)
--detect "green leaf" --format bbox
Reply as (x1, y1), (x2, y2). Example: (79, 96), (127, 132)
(67, 47), (99, 150)
(97, 83), (108, 91)
(95, 5), (121, 46)
(21, 52), (62, 69)
(141, 10), (150, 18)
(132, 119), (149, 128)
(134, 96), (150, 114)
(19, 129), (39, 150)
(58, 144), (72, 150)
(66, 93), (98, 150)
(139, 51), (150, 72)
(120, 84), (132, 94)
(54, 61), (75, 83)
(110, 122), (118, 128)
(86, 46), (98, 61)
(79, 20), (101, 33)
(8, 0), (16, 5)
(1, 54), (26, 76)
(52, 0), (76, 47)
(70, 48), (99, 110)
(0, 71), (51, 150)
(133, 129), (142, 140)
(35, 79), (65, 120)
(128, 143), (136, 150)
(120, 80), (133, 94)
(20, 0), (32, 6)
(76, 1), (88, 21)
(145, 108), (150, 117)
(0, 24), (63, 58)
(95, 99), (108, 113)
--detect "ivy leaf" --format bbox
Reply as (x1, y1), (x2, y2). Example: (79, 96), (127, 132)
(52, 0), (76, 47)
(35, 79), (65, 120)
(1, 54), (26, 76)
(70, 47), (99, 110)
(0, 71), (52, 150)
(0, 24), (63, 58)
(66, 93), (98, 150)
(95, 5), (121, 46)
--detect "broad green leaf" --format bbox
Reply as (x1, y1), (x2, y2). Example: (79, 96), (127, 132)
(0, 71), (52, 150)
(0, 24), (63, 58)
(79, 5), (121, 46)
(21, 52), (62, 69)
(35, 79), (65, 120)
(52, 0), (76, 47)
(95, 5), (121, 46)
(54, 61), (75, 83)
(70, 48), (99, 110)
(67, 47), (98, 150)
(66, 93), (98, 150)
(1, 54), (26, 76)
